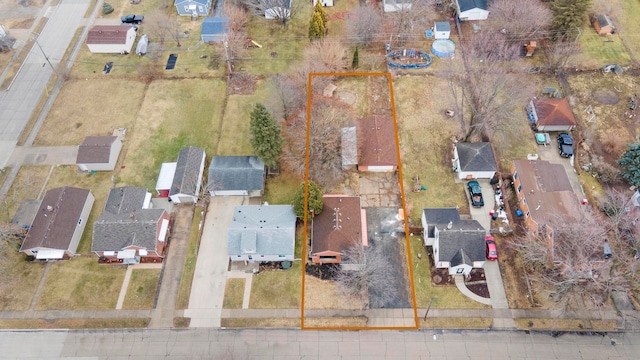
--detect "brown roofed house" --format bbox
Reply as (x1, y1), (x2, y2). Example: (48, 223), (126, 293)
(86, 25), (137, 54)
(311, 195), (367, 264)
(530, 98), (577, 132)
(356, 115), (398, 172)
(20, 187), (95, 260)
(76, 136), (123, 172)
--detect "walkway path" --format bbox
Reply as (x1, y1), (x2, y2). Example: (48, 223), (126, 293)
(116, 263), (163, 310)
(148, 205), (194, 328)
(453, 275), (491, 306)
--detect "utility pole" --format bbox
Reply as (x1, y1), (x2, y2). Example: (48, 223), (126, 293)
(33, 34), (55, 73)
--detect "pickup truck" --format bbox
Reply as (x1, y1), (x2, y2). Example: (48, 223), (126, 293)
(121, 14), (144, 24)
(467, 180), (484, 207)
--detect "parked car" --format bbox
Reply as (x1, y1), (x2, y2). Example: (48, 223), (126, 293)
(486, 236), (498, 261)
(557, 132), (574, 158)
(467, 180), (484, 207)
(121, 14), (144, 24)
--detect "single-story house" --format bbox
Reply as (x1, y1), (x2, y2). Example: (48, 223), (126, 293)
(434, 21), (451, 39)
(383, 0), (411, 12)
(92, 186), (170, 264)
(341, 127), (358, 170)
(76, 136), (123, 172)
(155, 162), (177, 198)
(357, 115), (398, 172)
(433, 219), (486, 275)
(593, 14), (615, 35)
(174, 0), (212, 17)
(201, 17), (228, 43)
(169, 146), (206, 203)
(86, 25), (137, 54)
(456, 0), (489, 21)
(511, 159), (579, 236)
(452, 142), (497, 180)
(310, 195), (367, 264)
(265, 0), (291, 19)
(20, 187), (94, 260)
(313, 0), (333, 6)
(530, 97), (577, 132)
(207, 156), (266, 197)
(228, 205), (296, 262)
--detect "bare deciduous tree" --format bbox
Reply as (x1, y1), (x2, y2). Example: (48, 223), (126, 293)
(541, 39), (580, 73)
(268, 74), (306, 122)
(599, 188), (640, 255)
(144, 10), (183, 47)
(334, 242), (397, 309)
(345, 4), (383, 47)
(488, 0), (552, 43)
(385, 1), (436, 46)
(304, 38), (348, 73)
(241, 0), (298, 27)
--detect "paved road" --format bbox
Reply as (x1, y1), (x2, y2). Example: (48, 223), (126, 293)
(0, 0), (90, 168)
(185, 196), (246, 327)
(0, 328), (638, 359)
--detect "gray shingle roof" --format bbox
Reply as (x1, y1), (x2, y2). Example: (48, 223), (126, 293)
(437, 225), (486, 264)
(457, 142), (497, 172)
(227, 205), (296, 257)
(92, 187), (165, 252)
(422, 208), (461, 238)
(76, 136), (118, 164)
(458, 0), (488, 12)
(170, 146), (205, 197)
(208, 156), (265, 192)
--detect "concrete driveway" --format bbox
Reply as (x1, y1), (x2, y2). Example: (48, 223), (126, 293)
(537, 135), (586, 199)
(185, 196), (246, 327)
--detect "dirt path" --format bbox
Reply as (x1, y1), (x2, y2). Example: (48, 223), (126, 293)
(148, 205), (194, 328)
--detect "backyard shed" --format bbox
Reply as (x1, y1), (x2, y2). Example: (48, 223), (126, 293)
(434, 22), (451, 39)
(201, 17), (228, 43)
(86, 25), (137, 54)
(155, 162), (177, 197)
(76, 136), (123, 172)
(356, 115), (398, 172)
(593, 14), (615, 35)
(530, 98), (577, 132)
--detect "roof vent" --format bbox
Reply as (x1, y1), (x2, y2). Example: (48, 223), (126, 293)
(130, 213), (136, 219)
(447, 221), (453, 230)
(47, 205), (54, 212)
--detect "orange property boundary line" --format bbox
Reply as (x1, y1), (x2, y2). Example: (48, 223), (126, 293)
(301, 72), (419, 330)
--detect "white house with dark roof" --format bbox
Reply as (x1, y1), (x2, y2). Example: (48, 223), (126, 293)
(208, 156), (266, 197)
(169, 146), (206, 203)
(421, 207), (461, 246)
(20, 187), (94, 260)
(76, 136), (123, 172)
(456, 0), (489, 21)
(431, 213), (486, 275)
(174, 0), (212, 16)
(86, 25), (137, 54)
(452, 142), (497, 180)
(92, 186), (169, 264)
(228, 205), (296, 262)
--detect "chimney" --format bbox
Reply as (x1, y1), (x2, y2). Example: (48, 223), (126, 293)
(130, 213), (135, 220)
(447, 221), (453, 230)
(46, 205), (53, 212)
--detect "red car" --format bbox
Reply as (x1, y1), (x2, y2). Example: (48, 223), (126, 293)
(486, 235), (498, 261)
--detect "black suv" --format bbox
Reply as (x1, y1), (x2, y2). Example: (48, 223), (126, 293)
(121, 14), (144, 24)
(557, 133), (574, 158)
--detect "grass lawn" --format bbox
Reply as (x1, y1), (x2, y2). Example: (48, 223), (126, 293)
(122, 268), (161, 309)
(223, 278), (245, 309)
(621, 0), (640, 60)
(43, 165), (114, 254)
(0, 242), (46, 311)
(420, 318), (491, 329)
(249, 261), (301, 308)
(117, 78), (225, 189)
(303, 275), (364, 310)
(263, 172), (300, 205)
(0, 318), (149, 329)
(393, 76), (468, 224)
(175, 207), (203, 309)
(33, 79), (146, 146)
(221, 317), (300, 328)
(0, 165), (50, 223)
(217, 80), (277, 155)
(36, 257), (126, 310)
(575, 31), (631, 68)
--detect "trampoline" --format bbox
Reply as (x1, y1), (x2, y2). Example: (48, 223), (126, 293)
(431, 39), (456, 58)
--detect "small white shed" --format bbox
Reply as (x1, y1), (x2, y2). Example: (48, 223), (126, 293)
(313, 0), (333, 6)
(434, 22), (451, 39)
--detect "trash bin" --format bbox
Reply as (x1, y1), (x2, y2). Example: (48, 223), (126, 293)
(515, 209), (523, 217)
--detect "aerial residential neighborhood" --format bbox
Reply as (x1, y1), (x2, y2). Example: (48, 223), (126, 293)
(1, 0), (640, 355)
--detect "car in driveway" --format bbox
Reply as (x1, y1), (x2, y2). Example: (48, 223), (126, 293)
(486, 235), (498, 260)
(121, 14), (144, 24)
(467, 180), (484, 207)
(557, 132), (574, 158)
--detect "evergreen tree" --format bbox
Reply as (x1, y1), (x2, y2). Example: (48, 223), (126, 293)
(249, 103), (283, 169)
(314, 1), (328, 27)
(352, 47), (359, 69)
(550, 0), (591, 40)
(617, 142), (640, 187)
(308, 11), (326, 40)
(292, 181), (323, 218)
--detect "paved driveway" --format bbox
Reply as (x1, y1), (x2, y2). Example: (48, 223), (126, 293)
(537, 135), (585, 199)
(185, 196), (246, 327)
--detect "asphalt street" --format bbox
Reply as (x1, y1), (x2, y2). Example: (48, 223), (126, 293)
(0, 0), (89, 168)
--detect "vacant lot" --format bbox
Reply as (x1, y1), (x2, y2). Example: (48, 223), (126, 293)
(303, 275), (364, 310)
(117, 78), (225, 189)
(36, 257), (126, 310)
(122, 268), (161, 309)
(34, 79), (146, 146)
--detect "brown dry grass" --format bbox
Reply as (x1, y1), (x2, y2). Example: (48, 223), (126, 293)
(303, 275), (365, 310)
(0, 165), (50, 223)
(304, 317), (368, 327)
(223, 278), (245, 309)
(221, 317), (301, 328)
(0, 241), (46, 311)
(420, 317), (492, 329)
(36, 256), (126, 310)
(515, 318), (619, 331)
(0, 318), (149, 329)
(122, 268), (161, 309)
(173, 317), (191, 328)
(33, 79), (146, 146)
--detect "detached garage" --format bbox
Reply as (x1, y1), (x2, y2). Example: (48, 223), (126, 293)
(356, 115), (398, 172)
(453, 142), (497, 180)
(86, 25), (137, 54)
(208, 156), (266, 197)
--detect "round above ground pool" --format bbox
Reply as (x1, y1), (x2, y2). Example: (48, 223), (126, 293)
(432, 39), (456, 58)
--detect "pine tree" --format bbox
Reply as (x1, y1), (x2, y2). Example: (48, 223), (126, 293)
(617, 142), (640, 187)
(352, 47), (359, 69)
(293, 181), (324, 218)
(249, 103), (283, 169)
(550, 0), (591, 40)
(314, 1), (328, 27)
(309, 11), (326, 40)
